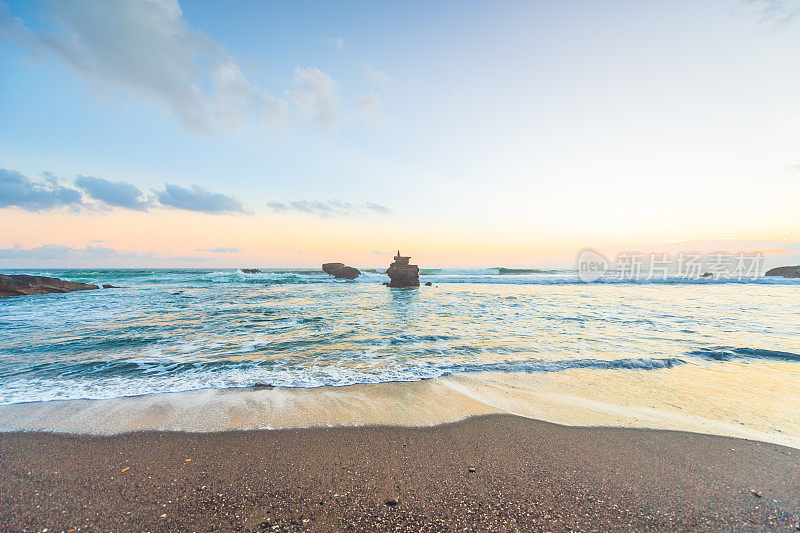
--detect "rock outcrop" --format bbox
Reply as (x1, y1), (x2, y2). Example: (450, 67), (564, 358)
(0, 274), (99, 298)
(764, 265), (800, 278)
(322, 263), (360, 280)
(240, 268), (262, 274)
(386, 251), (420, 287)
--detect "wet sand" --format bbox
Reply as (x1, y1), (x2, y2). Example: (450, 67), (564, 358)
(2, 415), (798, 532)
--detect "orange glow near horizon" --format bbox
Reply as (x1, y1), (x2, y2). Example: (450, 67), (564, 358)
(2, 207), (799, 269)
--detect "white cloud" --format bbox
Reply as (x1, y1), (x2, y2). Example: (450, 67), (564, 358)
(355, 93), (383, 118)
(75, 175), (149, 211)
(0, 0), (288, 134)
(739, 0), (800, 29)
(0, 168), (82, 211)
(361, 64), (390, 85)
(291, 67), (342, 128)
(157, 184), (246, 214)
(267, 199), (392, 218)
(329, 36), (344, 48)
(0, 244), (153, 261)
(197, 246), (242, 253)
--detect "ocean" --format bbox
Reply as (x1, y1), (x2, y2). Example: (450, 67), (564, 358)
(1, 268), (799, 442)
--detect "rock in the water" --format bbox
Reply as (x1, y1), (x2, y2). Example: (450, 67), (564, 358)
(764, 265), (800, 278)
(252, 382), (274, 390)
(700, 272), (713, 278)
(322, 263), (360, 279)
(240, 268), (262, 274)
(102, 284), (121, 288)
(424, 281), (433, 286)
(0, 274), (99, 298)
(386, 251), (420, 287)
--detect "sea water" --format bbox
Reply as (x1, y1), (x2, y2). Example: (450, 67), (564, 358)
(0, 268), (798, 441)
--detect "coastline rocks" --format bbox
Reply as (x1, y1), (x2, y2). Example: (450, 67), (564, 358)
(240, 268), (262, 274)
(764, 265), (800, 278)
(322, 263), (360, 280)
(102, 284), (121, 288)
(386, 251), (420, 287)
(0, 274), (99, 298)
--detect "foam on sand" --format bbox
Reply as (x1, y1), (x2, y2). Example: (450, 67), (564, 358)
(1, 360), (798, 449)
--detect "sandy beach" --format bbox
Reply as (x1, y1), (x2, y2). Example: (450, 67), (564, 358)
(2, 414), (798, 532)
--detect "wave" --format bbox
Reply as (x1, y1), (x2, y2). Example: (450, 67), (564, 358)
(0, 356), (685, 404)
(2, 343), (798, 404)
(497, 268), (548, 274)
(687, 346), (800, 362)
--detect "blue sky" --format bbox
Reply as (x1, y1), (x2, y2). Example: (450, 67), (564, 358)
(1, 0), (799, 267)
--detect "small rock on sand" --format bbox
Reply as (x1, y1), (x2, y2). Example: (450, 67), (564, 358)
(385, 497), (400, 506)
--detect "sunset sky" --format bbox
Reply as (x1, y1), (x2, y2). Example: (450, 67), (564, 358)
(1, 0), (799, 268)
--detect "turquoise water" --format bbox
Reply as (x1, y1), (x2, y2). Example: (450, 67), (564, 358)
(0, 268), (798, 405)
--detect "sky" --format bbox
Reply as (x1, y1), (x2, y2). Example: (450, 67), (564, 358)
(1, 0), (799, 268)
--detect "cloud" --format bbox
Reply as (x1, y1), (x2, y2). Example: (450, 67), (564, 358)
(740, 0), (799, 29)
(197, 246), (241, 253)
(329, 36), (344, 48)
(361, 64), (390, 84)
(157, 184), (246, 214)
(364, 201), (392, 214)
(355, 93), (383, 118)
(0, 168), (82, 211)
(75, 175), (149, 210)
(0, 0), (288, 134)
(291, 67), (342, 127)
(267, 199), (392, 218)
(0, 244), (152, 260)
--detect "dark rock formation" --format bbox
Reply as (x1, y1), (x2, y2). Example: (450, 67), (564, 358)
(764, 265), (800, 278)
(322, 263), (360, 280)
(102, 284), (121, 288)
(0, 274), (99, 298)
(425, 281), (433, 286)
(240, 268), (262, 274)
(386, 251), (420, 287)
(700, 272), (713, 278)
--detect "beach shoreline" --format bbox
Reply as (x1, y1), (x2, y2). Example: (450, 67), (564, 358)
(2, 364), (799, 450)
(1, 414), (798, 531)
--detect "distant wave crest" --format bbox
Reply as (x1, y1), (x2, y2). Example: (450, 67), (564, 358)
(687, 346), (800, 362)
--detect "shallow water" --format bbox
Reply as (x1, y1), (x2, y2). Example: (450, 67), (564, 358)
(1, 268), (798, 404)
